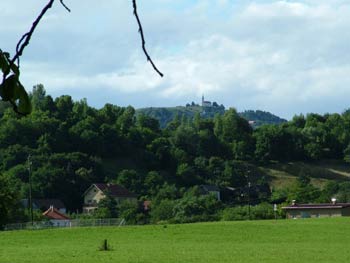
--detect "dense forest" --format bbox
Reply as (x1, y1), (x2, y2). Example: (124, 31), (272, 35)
(1, 84), (350, 227)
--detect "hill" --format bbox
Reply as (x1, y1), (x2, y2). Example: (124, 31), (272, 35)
(239, 110), (287, 127)
(2, 219), (350, 263)
(136, 106), (286, 128)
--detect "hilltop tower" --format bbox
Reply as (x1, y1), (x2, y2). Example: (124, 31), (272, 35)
(201, 94), (212, 107)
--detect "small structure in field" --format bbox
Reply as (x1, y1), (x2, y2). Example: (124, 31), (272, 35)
(42, 206), (71, 227)
(282, 199), (350, 219)
(83, 183), (138, 213)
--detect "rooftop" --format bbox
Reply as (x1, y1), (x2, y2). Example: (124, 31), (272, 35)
(92, 183), (138, 198)
(282, 203), (350, 210)
(42, 206), (70, 220)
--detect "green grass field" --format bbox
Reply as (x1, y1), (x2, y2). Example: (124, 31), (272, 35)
(1, 218), (350, 263)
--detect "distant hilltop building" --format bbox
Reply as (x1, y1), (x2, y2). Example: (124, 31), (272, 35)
(202, 95), (212, 107)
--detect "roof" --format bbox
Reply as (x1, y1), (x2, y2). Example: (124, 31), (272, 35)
(282, 203), (350, 210)
(42, 206), (70, 220)
(87, 183), (137, 198)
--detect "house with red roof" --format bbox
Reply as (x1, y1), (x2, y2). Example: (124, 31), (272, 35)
(83, 183), (138, 213)
(42, 206), (71, 227)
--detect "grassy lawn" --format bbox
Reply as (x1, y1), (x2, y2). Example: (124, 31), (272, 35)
(1, 218), (350, 263)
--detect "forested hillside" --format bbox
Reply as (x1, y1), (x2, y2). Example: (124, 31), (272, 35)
(137, 106), (286, 128)
(239, 110), (287, 127)
(1, 85), (350, 227)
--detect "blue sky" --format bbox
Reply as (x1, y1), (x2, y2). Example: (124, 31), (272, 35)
(2, 0), (350, 119)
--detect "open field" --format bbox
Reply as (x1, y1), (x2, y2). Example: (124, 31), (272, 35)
(261, 160), (350, 189)
(1, 218), (350, 263)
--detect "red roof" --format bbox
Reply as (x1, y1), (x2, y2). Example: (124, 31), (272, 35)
(42, 206), (70, 220)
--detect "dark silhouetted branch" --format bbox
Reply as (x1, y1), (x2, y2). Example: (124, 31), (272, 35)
(4, 0), (70, 79)
(1, 0), (71, 115)
(132, 0), (164, 77)
(60, 0), (71, 13)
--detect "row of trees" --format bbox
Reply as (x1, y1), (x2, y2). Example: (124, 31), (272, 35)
(1, 84), (350, 226)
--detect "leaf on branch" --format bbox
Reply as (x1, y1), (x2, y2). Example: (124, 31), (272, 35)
(0, 75), (31, 115)
(0, 0), (71, 116)
(0, 52), (10, 74)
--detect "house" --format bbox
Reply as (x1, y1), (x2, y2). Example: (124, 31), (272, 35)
(42, 206), (71, 227)
(199, 185), (221, 201)
(83, 183), (138, 213)
(282, 199), (350, 219)
(21, 199), (67, 214)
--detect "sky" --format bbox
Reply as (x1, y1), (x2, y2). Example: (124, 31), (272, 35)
(2, 0), (350, 119)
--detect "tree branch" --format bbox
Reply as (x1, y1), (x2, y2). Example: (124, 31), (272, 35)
(60, 0), (71, 13)
(1, 0), (71, 115)
(4, 0), (71, 80)
(132, 0), (164, 77)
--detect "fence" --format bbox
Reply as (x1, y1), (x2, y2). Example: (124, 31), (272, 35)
(4, 218), (125, 231)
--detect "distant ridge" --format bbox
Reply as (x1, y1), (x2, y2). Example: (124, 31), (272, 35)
(136, 106), (286, 128)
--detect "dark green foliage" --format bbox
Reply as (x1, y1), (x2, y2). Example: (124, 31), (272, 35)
(117, 169), (144, 195)
(150, 187), (221, 224)
(94, 193), (119, 219)
(150, 199), (175, 223)
(119, 201), (147, 225)
(221, 203), (275, 221)
(1, 85), (350, 226)
(0, 51), (31, 115)
(0, 173), (24, 228)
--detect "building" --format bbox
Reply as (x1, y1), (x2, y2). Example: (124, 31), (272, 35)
(282, 199), (350, 219)
(83, 183), (138, 213)
(42, 206), (71, 227)
(202, 95), (212, 107)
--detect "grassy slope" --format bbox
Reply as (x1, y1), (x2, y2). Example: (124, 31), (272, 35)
(261, 160), (350, 189)
(102, 157), (350, 190)
(1, 218), (350, 263)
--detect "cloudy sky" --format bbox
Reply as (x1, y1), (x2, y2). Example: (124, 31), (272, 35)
(2, 0), (350, 119)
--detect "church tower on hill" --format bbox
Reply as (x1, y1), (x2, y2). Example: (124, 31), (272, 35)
(201, 95), (212, 107)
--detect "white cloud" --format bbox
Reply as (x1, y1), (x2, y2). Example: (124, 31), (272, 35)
(3, 0), (350, 118)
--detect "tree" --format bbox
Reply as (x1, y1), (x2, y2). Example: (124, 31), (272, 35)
(0, 174), (23, 228)
(94, 192), (118, 218)
(31, 84), (47, 112)
(150, 199), (175, 223)
(117, 169), (144, 195)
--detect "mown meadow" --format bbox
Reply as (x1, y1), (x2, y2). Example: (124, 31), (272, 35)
(1, 218), (350, 263)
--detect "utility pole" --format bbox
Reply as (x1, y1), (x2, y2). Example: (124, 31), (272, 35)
(27, 155), (33, 226)
(248, 181), (251, 220)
